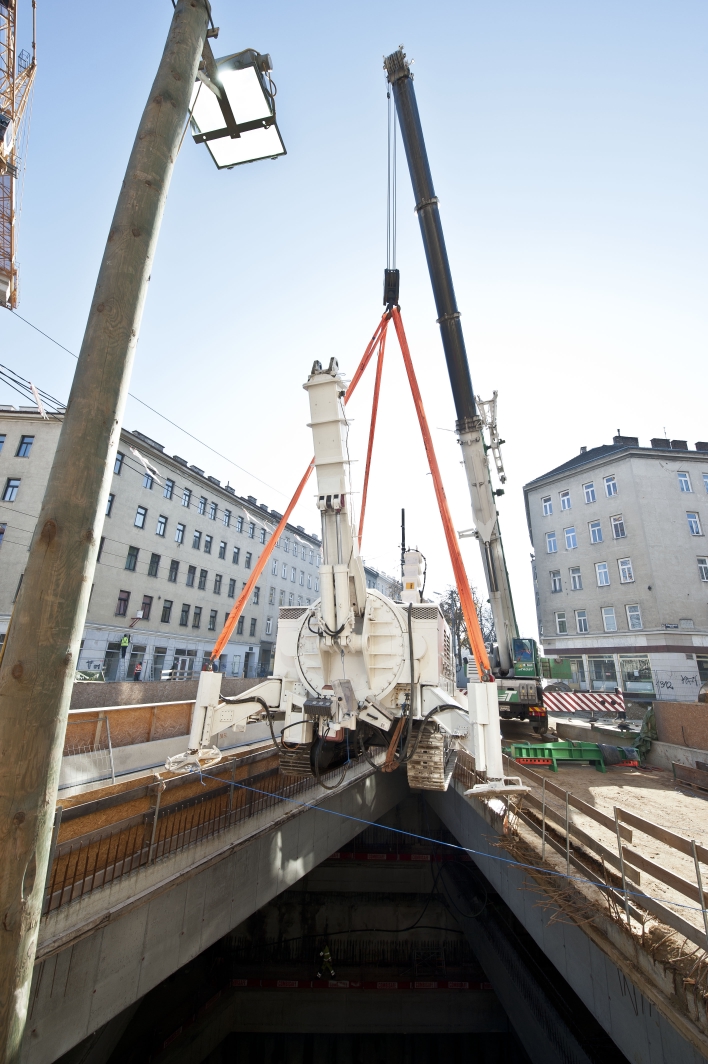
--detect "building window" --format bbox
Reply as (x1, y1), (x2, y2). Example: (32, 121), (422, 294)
(182, 488), (191, 507)
(209, 501), (217, 520)
(589, 520), (603, 544)
(542, 497), (552, 516)
(575, 610), (588, 633)
(179, 604), (190, 626)
(219, 540), (226, 559)
(125, 546), (139, 571)
(164, 478), (174, 500)
(271, 559), (278, 576)
(249, 618), (257, 637)
(2, 478), (20, 502)
(192, 606), (202, 629)
(618, 558), (634, 583)
(116, 590), (130, 616)
(161, 600), (173, 623)
(550, 570), (562, 593)
(560, 490), (571, 511)
(198, 568), (208, 590)
(15, 434), (34, 458)
(228, 578), (236, 597)
(198, 496), (207, 515)
(283, 538), (290, 553)
(268, 586), (276, 604)
(168, 560), (179, 582)
(260, 528), (266, 544)
(235, 616), (244, 635)
(233, 546), (240, 564)
(204, 534), (213, 554)
(704, 474), (708, 495)
(626, 604), (643, 630)
(248, 522), (255, 539)
(307, 573), (312, 589)
(288, 592), (295, 606)
(279, 589), (285, 606)
(610, 514), (626, 539)
(297, 595), (303, 607)
(569, 567), (582, 590)
(601, 606), (617, 632)
(555, 612), (567, 634)
(175, 523), (185, 544)
(678, 472), (692, 493)
(309, 550), (315, 565)
(564, 527), (577, 549)
(106, 493), (115, 516)
(253, 587), (260, 605)
(186, 565), (196, 587)
(266, 617), (273, 636)
(97, 535), (104, 561)
(315, 578), (320, 592)
(298, 571), (304, 586)
(595, 562), (610, 586)
(114, 452), (124, 475)
(208, 609), (217, 631)
(141, 595), (153, 621)
(135, 506), (147, 529)
(620, 656), (654, 694)
(0, 434), (5, 453)
(698, 557), (708, 582)
(143, 472), (153, 490)
(245, 552), (252, 569)
(291, 566), (297, 582)
(192, 530), (201, 549)
(223, 509), (231, 527)
(156, 514), (167, 537)
(236, 516), (244, 533)
(583, 482), (596, 504)
(148, 552), (160, 577)
(687, 512), (703, 536)
(604, 475), (618, 497)
(282, 563), (288, 578)
(214, 574), (222, 594)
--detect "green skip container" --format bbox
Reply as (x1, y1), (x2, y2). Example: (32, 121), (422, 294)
(504, 740), (606, 773)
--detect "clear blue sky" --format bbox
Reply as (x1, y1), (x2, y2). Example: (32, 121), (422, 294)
(3, 0), (706, 642)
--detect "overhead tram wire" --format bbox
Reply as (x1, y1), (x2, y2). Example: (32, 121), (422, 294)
(1, 311), (287, 498)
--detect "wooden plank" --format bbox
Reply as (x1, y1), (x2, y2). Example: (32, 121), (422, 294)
(504, 755), (632, 841)
(622, 846), (701, 905)
(673, 762), (708, 794)
(518, 812), (708, 951)
(524, 792), (641, 883)
(616, 806), (708, 865)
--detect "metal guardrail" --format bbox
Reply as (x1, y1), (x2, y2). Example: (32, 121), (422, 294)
(43, 754), (370, 916)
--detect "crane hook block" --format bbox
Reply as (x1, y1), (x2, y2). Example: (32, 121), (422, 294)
(383, 268), (400, 309)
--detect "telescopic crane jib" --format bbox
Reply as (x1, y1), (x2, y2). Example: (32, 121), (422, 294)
(0, 0), (36, 308)
(383, 46), (546, 729)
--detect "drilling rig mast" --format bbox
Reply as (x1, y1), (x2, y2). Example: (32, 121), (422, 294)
(0, 0), (36, 307)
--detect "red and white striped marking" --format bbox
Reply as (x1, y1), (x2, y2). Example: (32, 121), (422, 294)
(543, 690), (625, 715)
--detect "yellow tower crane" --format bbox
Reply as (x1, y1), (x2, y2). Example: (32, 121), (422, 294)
(0, 0), (36, 308)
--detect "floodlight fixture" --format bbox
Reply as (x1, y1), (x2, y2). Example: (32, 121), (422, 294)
(190, 46), (286, 169)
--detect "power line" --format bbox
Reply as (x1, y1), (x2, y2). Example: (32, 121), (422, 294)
(2, 308), (288, 497)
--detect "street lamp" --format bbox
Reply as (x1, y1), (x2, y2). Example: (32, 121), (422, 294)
(190, 46), (286, 169)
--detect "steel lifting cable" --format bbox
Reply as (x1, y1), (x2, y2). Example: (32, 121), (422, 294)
(357, 323), (388, 550)
(210, 312), (391, 661)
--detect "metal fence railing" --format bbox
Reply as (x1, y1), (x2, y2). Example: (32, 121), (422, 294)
(44, 754), (370, 917)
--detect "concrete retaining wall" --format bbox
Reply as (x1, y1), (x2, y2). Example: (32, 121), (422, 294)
(69, 677), (260, 710)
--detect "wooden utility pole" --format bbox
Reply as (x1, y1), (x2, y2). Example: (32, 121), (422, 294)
(0, 1), (209, 1057)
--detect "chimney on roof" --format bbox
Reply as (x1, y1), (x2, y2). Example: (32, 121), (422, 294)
(580, 446), (587, 453)
(650, 438), (671, 450)
(696, 442), (708, 452)
(612, 435), (639, 447)
(247, 495), (257, 504)
(670, 440), (688, 450)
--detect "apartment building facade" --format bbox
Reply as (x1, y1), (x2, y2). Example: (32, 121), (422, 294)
(524, 434), (708, 700)
(0, 409), (324, 680)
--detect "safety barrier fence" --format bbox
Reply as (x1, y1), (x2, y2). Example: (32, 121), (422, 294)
(453, 749), (708, 950)
(43, 753), (370, 916)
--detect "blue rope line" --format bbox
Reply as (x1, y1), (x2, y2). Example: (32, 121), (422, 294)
(194, 768), (707, 917)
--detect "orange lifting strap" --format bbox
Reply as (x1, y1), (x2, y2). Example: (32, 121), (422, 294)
(211, 307), (492, 682)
